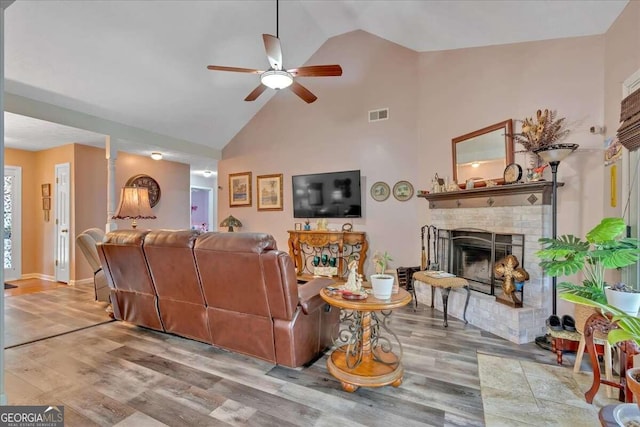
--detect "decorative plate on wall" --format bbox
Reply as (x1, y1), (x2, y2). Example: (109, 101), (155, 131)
(126, 174), (161, 207)
(393, 181), (414, 201)
(370, 181), (390, 202)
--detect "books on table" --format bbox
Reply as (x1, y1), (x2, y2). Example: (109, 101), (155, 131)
(423, 270), (456, 279)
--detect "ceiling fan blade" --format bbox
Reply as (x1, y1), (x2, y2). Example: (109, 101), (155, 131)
(289, 81), (317, 104)
(288, 65), (343, 77)
(263, 34), (283, 71)
(207, 65), (263, 74)
(244, 84), (268, 102)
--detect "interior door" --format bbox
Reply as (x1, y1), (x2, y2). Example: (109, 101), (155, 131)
(55, 163), (70, 283)
(3, 166), (21, 280)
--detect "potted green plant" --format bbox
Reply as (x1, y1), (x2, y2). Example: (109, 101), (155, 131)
(537, 217), (640, 313)
(371, 251), (394, 300)
(560, 294), (640, 406)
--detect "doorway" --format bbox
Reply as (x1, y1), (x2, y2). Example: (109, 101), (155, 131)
(190, 186), (213, 232)
(55, 163), (70, 283)
(4, 166), (22, 281)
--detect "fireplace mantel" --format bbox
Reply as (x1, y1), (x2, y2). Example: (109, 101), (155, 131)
(418, 181), (562, 209)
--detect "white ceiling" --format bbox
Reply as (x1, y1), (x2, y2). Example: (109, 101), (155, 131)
(3, 0), (629, 169)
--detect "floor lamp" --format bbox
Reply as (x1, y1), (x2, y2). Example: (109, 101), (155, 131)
(533, 143), (579, 315)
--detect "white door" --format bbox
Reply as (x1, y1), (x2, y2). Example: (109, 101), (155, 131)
(3, 166), (22, 281)
(55, 163), (70, 283)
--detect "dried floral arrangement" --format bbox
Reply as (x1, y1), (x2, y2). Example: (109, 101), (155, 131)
(511, 109), (570, 152)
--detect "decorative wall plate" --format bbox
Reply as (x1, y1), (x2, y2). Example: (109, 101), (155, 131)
(393, 180), (414, 201)
(503, 163), (522, 184)
(370, 181), (390, 201)
(126, 174), (161, 207)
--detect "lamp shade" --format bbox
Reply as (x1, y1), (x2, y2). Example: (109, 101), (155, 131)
(533, 143), (579, 163)
(220, 215), (242, 232)
(113, 186), (156, 227)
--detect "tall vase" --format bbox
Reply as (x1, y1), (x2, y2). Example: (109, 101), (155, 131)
(525, 151), (542, 182)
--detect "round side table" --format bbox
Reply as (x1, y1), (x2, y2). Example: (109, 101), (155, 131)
(320, 288), (411, 392)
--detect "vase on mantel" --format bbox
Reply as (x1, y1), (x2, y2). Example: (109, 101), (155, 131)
(525, 151), (542, 182)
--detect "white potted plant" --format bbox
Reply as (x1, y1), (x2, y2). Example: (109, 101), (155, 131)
(537, 217), (640, 315)
(371, 251), (394, 300)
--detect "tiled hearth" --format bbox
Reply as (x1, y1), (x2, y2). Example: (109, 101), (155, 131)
(417, 183), (554, 344)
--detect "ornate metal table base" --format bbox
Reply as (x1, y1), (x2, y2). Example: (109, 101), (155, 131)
(328, 307), (406, 392)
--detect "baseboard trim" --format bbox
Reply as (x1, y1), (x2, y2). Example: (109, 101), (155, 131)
(69, 278), (93, 286)
(20, 273), (56, 281)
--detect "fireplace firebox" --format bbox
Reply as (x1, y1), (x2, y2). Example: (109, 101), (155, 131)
(435, 229), (525, 298)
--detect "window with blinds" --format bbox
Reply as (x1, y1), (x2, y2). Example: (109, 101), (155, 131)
(618, 87), (640, 151)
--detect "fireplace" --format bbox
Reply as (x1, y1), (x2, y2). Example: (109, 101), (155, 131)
(437, 229), (525, 298)
(416, 182), (555, 344)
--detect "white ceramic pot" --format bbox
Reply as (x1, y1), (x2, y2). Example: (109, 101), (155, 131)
(370, 274), (394, 300)
(605, 287), (640, 316)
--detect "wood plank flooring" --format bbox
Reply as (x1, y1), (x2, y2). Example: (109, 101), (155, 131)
(4, 289), (571, 427)
(3, 280), (112, 347)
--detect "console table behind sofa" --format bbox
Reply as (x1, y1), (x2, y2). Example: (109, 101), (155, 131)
(287, 230), (368, 278)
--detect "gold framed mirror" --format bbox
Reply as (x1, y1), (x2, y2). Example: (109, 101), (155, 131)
(452, 119), (514, 185)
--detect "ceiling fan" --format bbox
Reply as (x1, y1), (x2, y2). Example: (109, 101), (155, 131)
(206, 1), (342, 104)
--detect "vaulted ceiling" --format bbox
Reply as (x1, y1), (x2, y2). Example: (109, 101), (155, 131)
(3, 0), (629, 168)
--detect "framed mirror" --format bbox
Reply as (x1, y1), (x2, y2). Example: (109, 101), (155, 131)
(452, 119), (514, 185)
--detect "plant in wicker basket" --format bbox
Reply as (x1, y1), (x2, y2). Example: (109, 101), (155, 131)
(511, 109), (571, 153)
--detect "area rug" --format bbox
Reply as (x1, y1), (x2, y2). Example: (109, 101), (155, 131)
(477, 352), (619, 426)
(4, 283), (17, 289)
(4, 282), (113, 348)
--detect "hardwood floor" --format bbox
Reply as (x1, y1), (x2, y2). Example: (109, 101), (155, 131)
(4, 290), (572, 427)
(5, 278), (67, 297)
(4, 280), (112, 347)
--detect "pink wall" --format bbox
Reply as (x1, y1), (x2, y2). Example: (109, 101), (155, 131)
(221, 30), (606, 275)
(418, 35), (605, 239)
(221, 31), (421, 274)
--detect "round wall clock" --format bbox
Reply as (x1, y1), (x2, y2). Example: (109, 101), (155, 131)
(503, 163), (522, 184)
(126, 174), (161, 207)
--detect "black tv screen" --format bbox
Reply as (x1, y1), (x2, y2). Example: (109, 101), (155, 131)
(292, 170), (362, 218)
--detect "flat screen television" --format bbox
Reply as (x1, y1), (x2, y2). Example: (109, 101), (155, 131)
(292, 170), (362, 218)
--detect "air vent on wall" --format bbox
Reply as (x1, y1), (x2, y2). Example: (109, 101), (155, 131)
(368, 108), (389, 122)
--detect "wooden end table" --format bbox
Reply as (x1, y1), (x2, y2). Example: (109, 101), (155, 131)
(320, 287), (412, 392)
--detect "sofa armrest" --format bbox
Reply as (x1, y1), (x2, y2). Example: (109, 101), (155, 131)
(298, 277), (335, 315)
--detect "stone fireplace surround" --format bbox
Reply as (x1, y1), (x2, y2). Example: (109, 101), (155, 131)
(417, 182), (554, 344)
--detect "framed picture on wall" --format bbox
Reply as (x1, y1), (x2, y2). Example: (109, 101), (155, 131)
(41, 183), (50, 197)
(42, 197), (51, 210)
(257, 174), (283, 211)
(229, 172), (252, 207)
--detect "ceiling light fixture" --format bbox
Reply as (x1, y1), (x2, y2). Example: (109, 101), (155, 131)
(203, 170), (213, 177)
(471, 162), (480, 168)
(261, 70), (293, 89)
(151, 152), (163, 160)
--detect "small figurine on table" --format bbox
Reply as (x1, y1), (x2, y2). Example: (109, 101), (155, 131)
(344, 259), (360, 292)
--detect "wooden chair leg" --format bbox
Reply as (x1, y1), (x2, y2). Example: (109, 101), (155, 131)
(573, 335), (586, 373)
(604, 344), (614, 398)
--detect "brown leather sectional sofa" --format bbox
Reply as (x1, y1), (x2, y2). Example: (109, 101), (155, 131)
(96, 229), (339, 368)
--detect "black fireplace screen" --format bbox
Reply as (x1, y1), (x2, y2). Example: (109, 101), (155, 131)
(436, 229), (525, 297)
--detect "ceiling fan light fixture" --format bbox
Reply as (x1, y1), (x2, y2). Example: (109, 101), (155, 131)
(261, 70), (293, 89)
